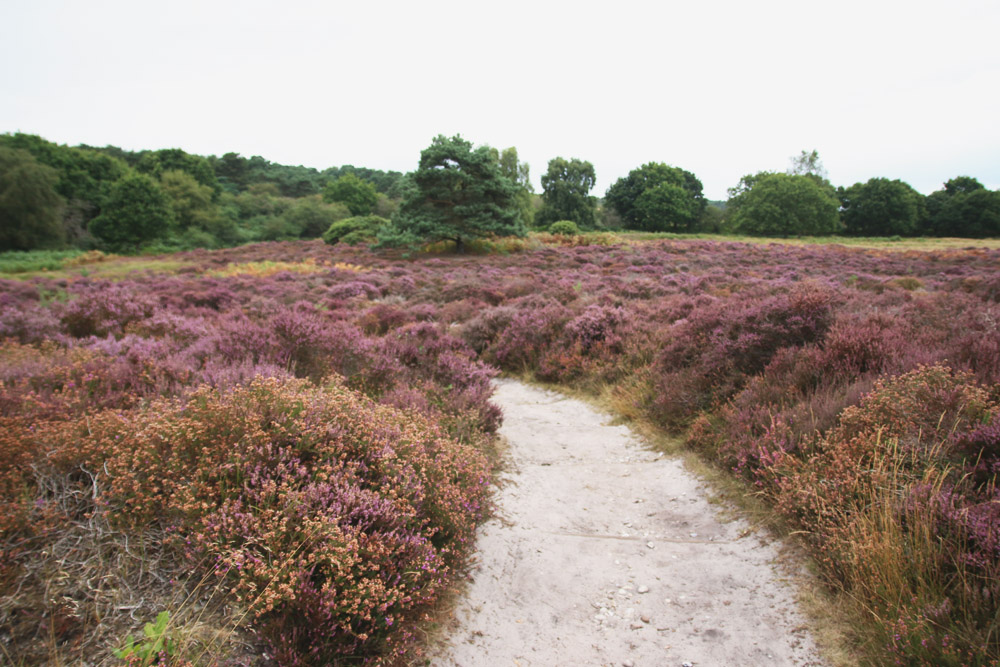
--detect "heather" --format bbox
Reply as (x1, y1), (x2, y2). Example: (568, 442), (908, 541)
(2, 237), (1000, 664)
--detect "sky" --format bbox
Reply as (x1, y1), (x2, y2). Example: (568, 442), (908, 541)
(2, 0), (998, 200)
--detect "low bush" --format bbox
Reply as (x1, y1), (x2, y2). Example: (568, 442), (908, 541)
(323, 216), (389, 246)
(548, 220), (579, 236)
(22, 377), (492, 665)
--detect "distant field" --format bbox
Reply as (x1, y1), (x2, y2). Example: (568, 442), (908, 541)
(4, 233), (999, 281)
(611, 230), (1000, 250)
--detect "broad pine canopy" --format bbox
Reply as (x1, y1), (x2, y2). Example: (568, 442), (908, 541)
(382, 135), (526, 250)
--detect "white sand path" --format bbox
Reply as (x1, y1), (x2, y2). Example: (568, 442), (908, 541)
(429, 379), (825, 667)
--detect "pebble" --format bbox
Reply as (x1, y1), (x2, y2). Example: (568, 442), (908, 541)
(646, 541), (655, 549)
(641, 615), (651, 623)
(637, 585), (650, 594)
(630, 622), (644, 630)
(622, 661), (634, 667)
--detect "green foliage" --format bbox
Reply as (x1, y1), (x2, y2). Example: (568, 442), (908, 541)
(604, 162), (706, 232)
(323, 166), (404, 196)
(839, 177), (925, 236)
(0, 147), (66, 251)
(548, 220), (580, 236)
(159, 170), (214, 230)
(112, 610), (175, 665)
(88, 172), (175, 252)
(925, 177), (1000, 237)
(373, 192), (399, 219)
(209, 152), (403, 197)
(231, 183), (288, 219)
(0, 133), (127, 206)
(699, 203), (726, 233)
(280, 196), (350, 239)
(158, 170), (242, 248)
(322, 215), (389, 245)
(213, 151), (249, 193)
(727, 171), (841, 236)
(634, 181), (700, 232)
(322, 172), (378, 215)
(943, 175), (984, 196)
(0, 133), (128, 239)
(787, 149), (827, 180)
(536, 157), (597, 229)
(490, 146), (535, 227)
(382, 135), (526, 251)
(0, 248), (84, 273)
(597, 202), (623, 230)
(137, 148), (219, 195)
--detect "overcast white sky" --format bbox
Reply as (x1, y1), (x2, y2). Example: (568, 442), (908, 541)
(2, 0), (998, 199)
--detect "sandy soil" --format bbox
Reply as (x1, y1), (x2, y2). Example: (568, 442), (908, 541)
(428, 379), (825, 667)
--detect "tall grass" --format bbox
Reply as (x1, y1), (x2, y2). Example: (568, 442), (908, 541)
(0, 249), (86, 274)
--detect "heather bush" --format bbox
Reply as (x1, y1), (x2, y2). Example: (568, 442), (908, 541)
(819, 311), (915, 378)
(356, 302), (414, 335)
(460, 305), (517, 353)
(61, 377), (492, 665)
(651, 285), (835, 426)
(0, 341), (171, 420)
(0, 302), (64, 343)
(833, 365), (996, 454)
(563, 304), (629, 352)
(486, 299), (572, 370)
(61, 282), (157, 338)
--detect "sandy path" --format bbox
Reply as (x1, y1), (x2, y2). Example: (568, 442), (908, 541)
(429, 379), (824, 667)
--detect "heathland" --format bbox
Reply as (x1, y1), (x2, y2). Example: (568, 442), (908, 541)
(1, 233), (998, 665)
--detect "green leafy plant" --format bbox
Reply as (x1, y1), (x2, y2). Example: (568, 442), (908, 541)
(113, 611), (175, 665)
(548, 220), (580, 236)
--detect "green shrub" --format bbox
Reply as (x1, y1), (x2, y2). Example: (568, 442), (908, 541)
(548, 220), (580, 236)
(322, 215), (389, 245)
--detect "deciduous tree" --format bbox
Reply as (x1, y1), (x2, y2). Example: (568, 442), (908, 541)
(0, 147), (66, 250)
(536, 157), (597, 229)
(0, 133), (127, 228)
(282, 197), (350, 238)
(925, 177), (1000, 237)
(88, 172), (175, 251)
(839, 177), (925, 236)
(323, 173), (378, 216)
(605, 162), (705, 231)
(490, 147), (535, 227)
(137, 148), (219, 195)
(787, 149), (827, 180)
(727, 171), (840, 236)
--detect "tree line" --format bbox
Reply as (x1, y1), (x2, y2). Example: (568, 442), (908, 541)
(2, 133), (998, 254)
(376, 139), (999, 250)
(0, 133), (404, 253)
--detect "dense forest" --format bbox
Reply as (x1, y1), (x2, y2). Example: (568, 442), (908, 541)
(1, 133), (999, 255)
